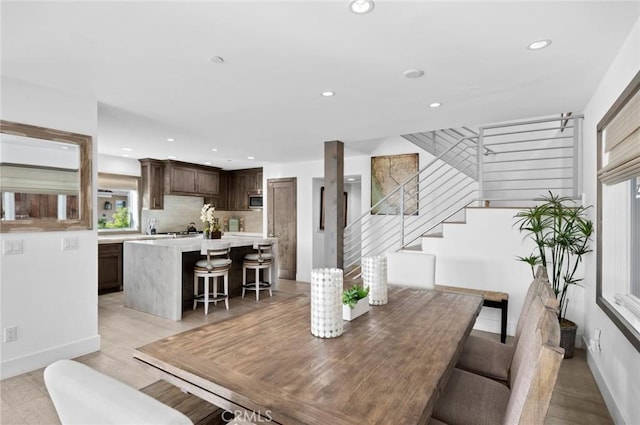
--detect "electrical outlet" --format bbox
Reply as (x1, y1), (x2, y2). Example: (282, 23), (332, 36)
(4, 326), (17, 343)
(588, 328), (602, 353)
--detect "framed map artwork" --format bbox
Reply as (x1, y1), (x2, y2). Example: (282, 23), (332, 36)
(371, 153), (419, 215)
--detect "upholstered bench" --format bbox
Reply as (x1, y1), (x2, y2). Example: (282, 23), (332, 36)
(435, 285), (509, 343)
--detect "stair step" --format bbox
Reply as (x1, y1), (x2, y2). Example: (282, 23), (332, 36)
(423, 232), (444, 238)
(402, 244), (422, 251)
(443, 220), (466, 225)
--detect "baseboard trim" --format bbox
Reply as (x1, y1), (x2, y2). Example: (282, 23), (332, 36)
(583, 336), (627, 425)
(1, 334), (101, 380)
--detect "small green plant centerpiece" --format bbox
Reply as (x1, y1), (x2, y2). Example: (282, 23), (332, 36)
(515, 191), (593, 357)
(342, 284), (370, 321)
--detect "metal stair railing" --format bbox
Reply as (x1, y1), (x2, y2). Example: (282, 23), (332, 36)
(343, 114), (584, 279)
(478, 114), (583, 202)
(343, 137), (479, 279)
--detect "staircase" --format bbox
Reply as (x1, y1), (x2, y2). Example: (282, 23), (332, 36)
(343, 114), (583, 279)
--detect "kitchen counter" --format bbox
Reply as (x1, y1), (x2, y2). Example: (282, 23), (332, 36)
(124, 234), (271, 251)
(98, 232), (263, 244)
(123, 235), (277, 320)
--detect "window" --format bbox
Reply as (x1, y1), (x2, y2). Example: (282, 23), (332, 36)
(98, 173), (140, 233)
(596, 70), (640, 353)
(632, 178), (640, 298)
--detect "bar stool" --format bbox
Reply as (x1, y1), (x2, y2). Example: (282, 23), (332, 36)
(193, 242), (231, 314)
(242, 240), (274, 301)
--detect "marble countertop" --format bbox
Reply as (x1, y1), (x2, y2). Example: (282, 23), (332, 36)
(98, 234), (175, 244)
(99, 231), (264, 244)
(124, 234), (276, 252)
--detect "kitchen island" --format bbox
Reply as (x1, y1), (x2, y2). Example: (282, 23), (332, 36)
(123, 235), (277, 320)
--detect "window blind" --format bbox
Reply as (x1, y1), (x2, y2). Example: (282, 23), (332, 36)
(98, 174), (139, 191)
(0, 164), (79, 195)
(598, 85), (640, 185)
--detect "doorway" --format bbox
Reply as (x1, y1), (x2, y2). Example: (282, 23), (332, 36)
(267, 178), (297, 280)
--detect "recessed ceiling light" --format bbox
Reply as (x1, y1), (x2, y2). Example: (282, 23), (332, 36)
(349, 0), (374, 14)
(527, 39), (552, 50)
(211, 148), (218, 152)
(247, 156), (255, 160)
(204, 161), (211, 165)
(122, 147), (133, 152)
(429, 102), (442, 108)
(167, 155), (177, 159)
(210, 56), (225, 64)
(123, 154), (130, 158)
(403, 69), (424, 79)
(166, 138), (175, 142)
(61, 146), (69, 150)
(347, 178), (356, 182)
(321, 91), (335, 97)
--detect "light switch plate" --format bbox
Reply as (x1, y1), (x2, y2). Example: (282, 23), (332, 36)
(2, 240), (23, 255)
(62, 237), (79, 250)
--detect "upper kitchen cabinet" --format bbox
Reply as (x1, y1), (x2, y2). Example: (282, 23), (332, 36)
(164, 161), (220, 197)
(140, 159), (164, 210)
(226, 168), (262, 211)
(227, 171), (247, 211)
(250, 170), (263, 193)
(205, 171), (228, 210)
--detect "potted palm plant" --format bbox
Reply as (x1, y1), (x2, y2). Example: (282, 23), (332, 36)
(515, 191), (593, 358)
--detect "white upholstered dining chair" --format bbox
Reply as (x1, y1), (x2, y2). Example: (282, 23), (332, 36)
(44, 359), (193, 425)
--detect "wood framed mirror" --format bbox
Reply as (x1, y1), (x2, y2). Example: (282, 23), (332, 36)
(0, 120), (93, 232)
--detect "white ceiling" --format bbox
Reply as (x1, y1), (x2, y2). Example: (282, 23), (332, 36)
(2, 1), (639, 170)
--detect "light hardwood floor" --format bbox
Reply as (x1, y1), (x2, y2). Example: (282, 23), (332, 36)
(0, 280), (612, 425)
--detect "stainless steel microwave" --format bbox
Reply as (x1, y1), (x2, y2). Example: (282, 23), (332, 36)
(248, 193), (263, 209)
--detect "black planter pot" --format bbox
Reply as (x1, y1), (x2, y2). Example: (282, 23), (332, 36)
(559, 318), (577, 359)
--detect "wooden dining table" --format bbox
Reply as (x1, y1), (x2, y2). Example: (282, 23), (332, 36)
(134, 286), (482, 425)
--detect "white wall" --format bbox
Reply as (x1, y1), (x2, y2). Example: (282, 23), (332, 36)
(0, 77), (100, 379)
(581, 18), (640, 425)
(420, 207), (585, 338)
(264, 135), (428, 282)
(98, 153), (141, 176)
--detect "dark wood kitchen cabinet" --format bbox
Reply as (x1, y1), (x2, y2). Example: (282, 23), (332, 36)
(164, 161), (220, 196)
(245, 169), (263, 193)
(227, 172), (248, 210)
(205, 171), (228, 210)
(140, 159), (164, 210)
(226, 168), (263, 211)
(98, 243), (123, 294)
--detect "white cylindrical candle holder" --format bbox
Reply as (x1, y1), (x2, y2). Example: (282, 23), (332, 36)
(362, 255), (388, 305)
(310, 268), (344, 338)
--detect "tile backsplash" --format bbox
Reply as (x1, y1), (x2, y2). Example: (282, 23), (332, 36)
(141, 195), (263, 234)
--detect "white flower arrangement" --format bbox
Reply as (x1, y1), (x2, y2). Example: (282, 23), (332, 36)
(200, 204), (219, 231)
